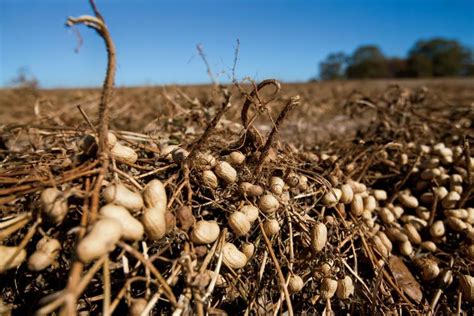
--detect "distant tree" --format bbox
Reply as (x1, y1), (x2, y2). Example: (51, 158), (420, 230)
(407, 38), (472, 77)
(462, 48), (474, 76)
(319, 52), (347, 80)
(346, 45), (389, 78)
(315, 38), (474, 81)
(386, 57), (408, 78)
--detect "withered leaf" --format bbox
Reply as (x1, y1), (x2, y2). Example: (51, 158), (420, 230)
(388, 255), (423, 304)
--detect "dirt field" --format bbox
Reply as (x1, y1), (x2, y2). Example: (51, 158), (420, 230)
(0, 78), (473, 315)
(2, 78), (473, 146)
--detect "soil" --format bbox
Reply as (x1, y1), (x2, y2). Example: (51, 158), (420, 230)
(2, 78), (473, 145)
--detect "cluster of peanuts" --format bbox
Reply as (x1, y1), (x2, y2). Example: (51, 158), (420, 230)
(5, 137), (363, 305)
(399, 142), (473, 301)
(0, 176), (173, 314)
(156, 143), (357, 299)
(2, 131), (472, 312)
(0, 187), (66, 274)
(0, 133), (320, 312)
(323, 141), (473, 302)
(0, 178), (169, 273)
(300, 140), (473, 303)
(103, 137), (474, 304)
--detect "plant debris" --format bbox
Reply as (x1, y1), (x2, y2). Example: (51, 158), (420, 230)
(0, 2), (473, 316)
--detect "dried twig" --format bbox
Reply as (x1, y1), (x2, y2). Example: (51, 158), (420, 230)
(255, 95), (300, 175)
(259, 222), (293, 316)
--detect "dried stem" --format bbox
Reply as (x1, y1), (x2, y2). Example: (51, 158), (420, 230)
(255, 95), (300, 176)
(197, 44), (217, 86)
(187, 87), (232, 162)
(259, 222), (293, 316)
(61, 178), (91, 315)
(38, 256), (107, 315)
(66, 13), (115, 156)
(102, 256), (111, 315)
(66, 1), (116, 225)
(0, 214), (31, 241)
(459, 137), (472, 208)
(239, 79), (281, 151)
(117, 241), (177, 306)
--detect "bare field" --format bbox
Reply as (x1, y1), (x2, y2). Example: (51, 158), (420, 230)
(2, 78), (473, 146)
(0, 78), (473, 315)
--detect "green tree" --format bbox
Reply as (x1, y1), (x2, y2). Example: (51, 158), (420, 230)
(346, 45), (389, 78)
(319, 52), (347, 80)
(407, 38), (472, 77)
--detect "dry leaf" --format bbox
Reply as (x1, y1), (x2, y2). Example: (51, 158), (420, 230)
(388, 256), (423, 303)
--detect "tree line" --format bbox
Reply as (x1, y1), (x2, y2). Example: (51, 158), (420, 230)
(317, 38), (474, 80)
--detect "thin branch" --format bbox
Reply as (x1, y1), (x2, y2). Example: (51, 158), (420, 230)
(197, 43), (217, 86)
(187, 88), (232, 162)
(89, 0), (105, 21)
(232, 39), (240, 82)
(255, 95), (300, 176)
(259, 222), (293, 316)
(238, 79), (281, 151)
(117, 241), (177, 306)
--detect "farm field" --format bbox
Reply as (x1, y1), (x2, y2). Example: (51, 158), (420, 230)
(0, 78), (473, 315)
(2, 78), (473, 145)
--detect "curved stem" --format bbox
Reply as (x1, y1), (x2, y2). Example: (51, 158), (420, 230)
(255, 95), (300, 176)
(66, 4), (116, 223)
(239, 79), (281, 150)
(66, 12), (115, 160)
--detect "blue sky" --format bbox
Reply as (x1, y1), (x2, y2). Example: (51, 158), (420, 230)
(1, 0), (473, 88)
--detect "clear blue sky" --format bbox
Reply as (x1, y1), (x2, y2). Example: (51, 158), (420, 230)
(1, 0), (473, 88)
